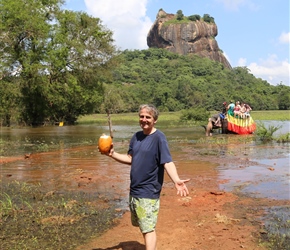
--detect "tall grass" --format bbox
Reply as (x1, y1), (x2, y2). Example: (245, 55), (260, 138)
(255, 122), (282, 142)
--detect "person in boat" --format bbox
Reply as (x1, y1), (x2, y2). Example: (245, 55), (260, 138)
(227, 100), (235, 117)
(234, 101), (242, 117)
(220, 102), (227, 116)
(239, 103), (246, 118)
(244, 103), (252, 117)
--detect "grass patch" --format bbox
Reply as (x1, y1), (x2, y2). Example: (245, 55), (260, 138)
(78, 111), (189, 127)
(163, 17), (193, 26)
(78, 110), (290, 126)
(0, 181), (119, 250)
(276, 133), (290, 143)
(251, 110), (290, 121)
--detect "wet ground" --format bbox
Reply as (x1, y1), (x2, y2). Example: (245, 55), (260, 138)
(0, 122), (289, 249)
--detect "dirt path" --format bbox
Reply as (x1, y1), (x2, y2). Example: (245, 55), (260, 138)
(76, 171), (273, 250)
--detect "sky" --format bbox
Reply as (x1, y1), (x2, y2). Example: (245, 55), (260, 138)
(63, 0), (290, 86)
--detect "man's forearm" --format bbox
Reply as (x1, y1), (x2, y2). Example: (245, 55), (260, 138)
(110, 151), (132, 165)
(164, 162), (180, 184)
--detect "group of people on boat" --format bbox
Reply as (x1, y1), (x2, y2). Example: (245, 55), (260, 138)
(227, 100), (252, 119)
(205, 100), (253, 136)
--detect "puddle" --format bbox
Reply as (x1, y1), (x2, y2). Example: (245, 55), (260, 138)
(218, 154), (290, 200)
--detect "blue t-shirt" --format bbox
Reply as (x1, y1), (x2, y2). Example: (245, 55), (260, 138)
(128, 129), (172, 199)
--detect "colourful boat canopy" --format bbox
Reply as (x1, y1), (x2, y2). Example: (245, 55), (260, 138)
(227, 114), (256, 134)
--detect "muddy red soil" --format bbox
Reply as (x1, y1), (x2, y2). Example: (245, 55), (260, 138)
(1, 143), (289, 250)
(74, 151), (288, 250)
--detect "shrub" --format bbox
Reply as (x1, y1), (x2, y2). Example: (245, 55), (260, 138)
(255, 121), (282, 142)
(180, 108), (210, 122)
(188, 15), (201, 21)
(176, 10), (184, 20)
(203, 14), (215, 23)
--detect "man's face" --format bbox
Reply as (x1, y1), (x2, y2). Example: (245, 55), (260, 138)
(139, 108), (157, 133)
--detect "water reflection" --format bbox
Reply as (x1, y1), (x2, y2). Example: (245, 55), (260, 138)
(218, 156), (290, 200)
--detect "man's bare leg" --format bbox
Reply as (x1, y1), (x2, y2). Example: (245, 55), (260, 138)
(143, 231), (157, 250)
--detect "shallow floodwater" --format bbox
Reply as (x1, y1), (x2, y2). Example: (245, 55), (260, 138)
(218, 120), (289, 200)
(218, 153), (290, 200)
(0, 121), (289, 201)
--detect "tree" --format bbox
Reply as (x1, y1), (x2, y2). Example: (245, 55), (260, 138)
(176, 10), (184, 21)
(45, 10), (119, 124)
(0, 79), (21, 126)
(203, 14), (215, 23)
(0, 0), (119, 125)
(278, 88), (290, 110)
(188, 15), (201, 21)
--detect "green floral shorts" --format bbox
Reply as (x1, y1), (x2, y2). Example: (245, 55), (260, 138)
(129, 196), (160, 233)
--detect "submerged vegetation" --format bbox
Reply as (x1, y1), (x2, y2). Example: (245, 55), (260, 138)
(0, 181), (118, 250)
(261, 206), (290, 250)
(255, 122), (282, 142)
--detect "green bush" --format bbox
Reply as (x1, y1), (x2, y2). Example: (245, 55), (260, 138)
(203, 14), (215, 23)
(188, 15), (201, 21)
(180, 108), (210, 122)
(176, 10), (184, 20)
(255, 121), (282, 142)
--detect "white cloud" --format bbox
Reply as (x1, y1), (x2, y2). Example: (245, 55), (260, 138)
(84, 0), (152, 50)
(243, 54), (290, 86)
(237, 57), (247, 66)
(279, 32), (290, 44)
(222, 51), (231, 63)
(236, 33), (290, 86)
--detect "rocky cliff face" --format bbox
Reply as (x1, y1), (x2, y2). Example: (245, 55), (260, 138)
(147, 10), (232, 69)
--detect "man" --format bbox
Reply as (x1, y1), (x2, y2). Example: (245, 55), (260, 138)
(101, 104), (189, 250)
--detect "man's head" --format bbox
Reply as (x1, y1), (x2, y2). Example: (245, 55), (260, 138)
(138, 104), (159, 134)
(138, 104), (159, 121)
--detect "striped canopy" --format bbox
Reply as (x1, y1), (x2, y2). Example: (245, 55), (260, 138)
(227, 115), (256, 134)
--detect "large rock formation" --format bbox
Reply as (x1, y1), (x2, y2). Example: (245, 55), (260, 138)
(147, 10), (231, 69)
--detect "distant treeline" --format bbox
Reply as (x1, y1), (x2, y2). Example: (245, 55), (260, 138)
(104, 48), (289, 113)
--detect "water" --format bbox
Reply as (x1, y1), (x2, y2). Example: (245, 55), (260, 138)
(218, 154), (290, 200)
(1, 121), (289, 201)
(258, 120), (290, 136)
(217, 120), (290, 200)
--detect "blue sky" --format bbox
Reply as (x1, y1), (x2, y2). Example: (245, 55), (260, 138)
(63, 0), (289, 86)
